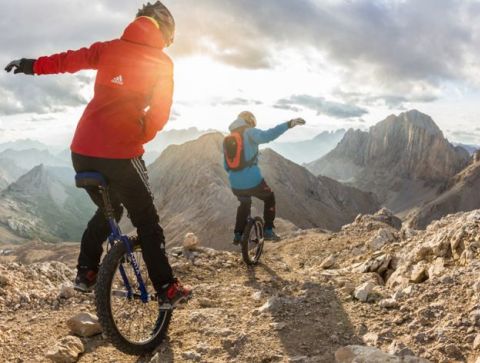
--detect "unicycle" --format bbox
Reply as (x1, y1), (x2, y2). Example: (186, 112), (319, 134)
(241, 216), (265, 265)
(75, 172), (171, 355)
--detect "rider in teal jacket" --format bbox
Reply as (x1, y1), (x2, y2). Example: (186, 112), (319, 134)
(225, 117), (289, 189)
(224, 111), (305, 243)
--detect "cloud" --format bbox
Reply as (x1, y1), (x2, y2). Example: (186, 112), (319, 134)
(448, 129), (480, 144)
(0, 75), (89, 115)
(168, 0), (480, 84)
(335, 88), (439, 109)
(1, 0), (479, 116)
(274, 95), (368, 119)
(215, 98), (263, 106)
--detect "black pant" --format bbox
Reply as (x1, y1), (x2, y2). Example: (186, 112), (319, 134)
(232, 180), (276, 233)
(72, 152), (174, 291)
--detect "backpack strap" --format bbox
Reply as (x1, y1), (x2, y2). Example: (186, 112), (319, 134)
(242, 131), (259, 168)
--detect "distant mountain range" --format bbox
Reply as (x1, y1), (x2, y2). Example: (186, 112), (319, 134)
(0, 165), (94, 242)
(0, 139), (50, 152)
(306, 110), (470, 214)
(0, 116), (477, 243)
(453, 143), (479, 155)
(269, 129), (346, 164)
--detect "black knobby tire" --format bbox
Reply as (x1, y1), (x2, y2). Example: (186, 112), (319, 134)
(241, 217), (264, 265)
(95, 239), (172, 355)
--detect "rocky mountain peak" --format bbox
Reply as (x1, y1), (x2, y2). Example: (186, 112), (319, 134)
(306, 111), (470, 212)
(6, 164), (51, 197)
(376, 110), (441, 136)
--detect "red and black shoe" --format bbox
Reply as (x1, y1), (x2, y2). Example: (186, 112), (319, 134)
(157, 279), (192, 309)
(74, 268), (97, 293)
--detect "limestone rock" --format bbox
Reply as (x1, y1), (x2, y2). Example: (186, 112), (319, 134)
(354, 282), (375, 302)
(67, 312), (102, 337)
(369, 228), (396, 250)
(0, 273), (10, 287)
(427, 258), (445, 278)
(45, 336), (84, 363)
(335, 345), (431, 363)
(379, 298), (399, 309)
(58, 284), (75, 299)
(410, 263), (428, 283)
(474, 334), (480, 350)
(388, 340), (415, 357)
(183, 232), (199, 251)
(362, 332), (379, 346)
(320, 254), (336, 269)
(181, 350), (201, 361)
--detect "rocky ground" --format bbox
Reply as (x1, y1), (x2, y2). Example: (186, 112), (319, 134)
(1, 209), (480, 362)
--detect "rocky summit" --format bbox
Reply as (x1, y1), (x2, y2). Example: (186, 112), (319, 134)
(306, 110), (470, 213)
(2, 208), (480, 362)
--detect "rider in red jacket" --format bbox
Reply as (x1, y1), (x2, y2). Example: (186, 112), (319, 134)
(5, 1), (190, 306)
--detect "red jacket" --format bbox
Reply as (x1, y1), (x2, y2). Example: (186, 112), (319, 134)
(34, 17), (173, 159)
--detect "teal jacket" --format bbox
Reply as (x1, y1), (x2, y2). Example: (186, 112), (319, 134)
(224, 118), (289, 190)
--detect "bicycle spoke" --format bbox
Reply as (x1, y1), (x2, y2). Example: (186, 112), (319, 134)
(108, 248), (164, 345)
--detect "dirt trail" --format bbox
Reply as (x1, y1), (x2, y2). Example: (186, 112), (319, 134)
(3, 209), (480, 362)
(0, 235), (362, 363)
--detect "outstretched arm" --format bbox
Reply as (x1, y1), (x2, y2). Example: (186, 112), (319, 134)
(247, 118), (306, 145)
(142, 60), (174, 143)
(34, 42), (107, 75)
(5, 42), (108, 76)
(248, 122), (290, 145)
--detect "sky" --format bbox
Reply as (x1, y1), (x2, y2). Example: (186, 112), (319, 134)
(0, 0), (479, 147)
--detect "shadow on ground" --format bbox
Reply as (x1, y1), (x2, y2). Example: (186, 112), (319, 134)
(246, 261), (361, 362)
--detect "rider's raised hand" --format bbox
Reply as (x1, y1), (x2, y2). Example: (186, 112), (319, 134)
(288, 118), (306, 128)
(4, 59), (35, 75)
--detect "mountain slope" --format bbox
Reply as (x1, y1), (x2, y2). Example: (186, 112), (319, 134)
(269, 129), (346, 164)
(0, 165), (94, 242)
(306, 110), (469, 212)
(146, 132), (379, 249)
(408, 153), (480, 228)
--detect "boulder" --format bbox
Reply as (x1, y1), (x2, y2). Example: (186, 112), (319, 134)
(379, 298), (399, 309)
(354, 282), (375, 302)
(388, 340), (416, 357)
(473, 334), (480, 350)
(335, 345), (431, 363)
(374, 208), (403, 230)
(369, 229), (396, 250)
(362, 332), (379, 346)
(0, 273), (10, 287)
(320, 254), (336, 269)
(427, 258), (445, 278)
(58, 284), (75, 299)
(45, 336), (84, 363)
(67, 312), (102, 337)
(183, 232), (199, 251)
(410, 263), (428, 283)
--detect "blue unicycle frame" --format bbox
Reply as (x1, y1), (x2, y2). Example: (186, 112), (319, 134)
(75, 172), (150, 303)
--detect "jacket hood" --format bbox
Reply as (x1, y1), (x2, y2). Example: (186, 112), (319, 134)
(229, 118), (249, 132)
(121, 17), (166, 49)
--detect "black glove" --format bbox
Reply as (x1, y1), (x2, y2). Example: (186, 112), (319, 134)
(4, 59), (35, 75)
(288, 118), (306, 128)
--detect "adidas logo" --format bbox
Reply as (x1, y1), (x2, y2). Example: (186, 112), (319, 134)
(111, 75), (124, 85)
